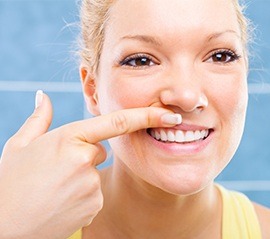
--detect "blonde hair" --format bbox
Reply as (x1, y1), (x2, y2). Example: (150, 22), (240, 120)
(80, 0), (114, 74)
(232, 0), (253, 52)
(80, 0), (251, 73)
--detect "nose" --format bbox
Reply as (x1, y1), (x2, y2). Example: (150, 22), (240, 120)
(160, 67), (208, 113)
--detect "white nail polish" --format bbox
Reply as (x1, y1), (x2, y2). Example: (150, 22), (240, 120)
(174, 114), (182, 124)
(35, 90), (43, 109)
(161, 113), (182, 125)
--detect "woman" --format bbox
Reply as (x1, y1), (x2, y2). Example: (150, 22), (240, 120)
(0, 0), (269, 238)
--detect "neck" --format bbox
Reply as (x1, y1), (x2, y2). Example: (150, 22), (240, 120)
(84, 161), (222, 239)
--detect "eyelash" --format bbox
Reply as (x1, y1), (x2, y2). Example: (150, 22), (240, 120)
(119, 53), (157, 68)
(206, 49), (241, 64)
(119, 49), (241, 68)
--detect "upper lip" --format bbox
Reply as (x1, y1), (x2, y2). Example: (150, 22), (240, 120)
(161, 123), (212, 131)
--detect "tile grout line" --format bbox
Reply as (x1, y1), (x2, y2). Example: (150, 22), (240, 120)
(0, 81), (270, 94)
(0, 81), (82, 92)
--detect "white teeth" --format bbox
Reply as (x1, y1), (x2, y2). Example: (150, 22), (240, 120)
(194, 130), (201, 140)
(201, 130), (206, 138)
(185, 131), (195, 142)
(150, 129), (210, 143)
(167, 131), (175, 142)
(160, 130), (168, 141)
(155, 131), (161, 140)
(175, 130), (185, 143)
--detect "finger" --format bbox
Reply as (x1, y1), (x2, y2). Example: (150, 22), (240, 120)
(71, 107), (182, 144)
(92, 143), (107, 166)
(13, 91), (53, 147)
(71, 143), (107, 167)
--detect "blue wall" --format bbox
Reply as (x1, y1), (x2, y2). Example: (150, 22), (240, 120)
(0, 0), (269, 207)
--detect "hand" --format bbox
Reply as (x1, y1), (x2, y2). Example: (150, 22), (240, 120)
(0, 91), (181, 239)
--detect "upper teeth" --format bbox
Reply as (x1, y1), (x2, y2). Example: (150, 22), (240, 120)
(150, 129), (209, 143)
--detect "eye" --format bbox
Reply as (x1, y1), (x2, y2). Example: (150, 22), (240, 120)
(120, 54), (157, 68)
(206, 49), (241, 64)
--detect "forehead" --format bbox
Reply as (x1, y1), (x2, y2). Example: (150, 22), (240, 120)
(106, 0), (240, 43)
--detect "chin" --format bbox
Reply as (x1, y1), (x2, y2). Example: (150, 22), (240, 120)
(146, 168), (215, 197)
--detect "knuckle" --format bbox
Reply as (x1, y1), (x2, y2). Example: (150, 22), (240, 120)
(90, 172), (101, 191)
(111, 113), (129, 134)
(65, 152), (88, 170)
(73, 147), (100, 168)
(87, 191), (104, 216)
(77, 154), (93, 167)
(95, 194), (104, 212)
(93, 191), (104, 211)
(82, 177), (103, 221)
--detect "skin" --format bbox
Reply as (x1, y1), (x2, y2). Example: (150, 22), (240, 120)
(0, 0), (269, 238)
(81, 0), (270, 238)
(0, 94), (177, 239)
(93, 0), (247, 196)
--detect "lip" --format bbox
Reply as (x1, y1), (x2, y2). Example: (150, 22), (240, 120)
(145, 125), (214, 156)
(166, 123), (210, 131)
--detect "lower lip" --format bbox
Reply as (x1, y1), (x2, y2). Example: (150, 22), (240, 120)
(146, 130), (214, 155)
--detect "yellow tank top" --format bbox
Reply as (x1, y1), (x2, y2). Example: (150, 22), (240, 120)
(67, 185), (262, 239)
(217, 184), (262, 239)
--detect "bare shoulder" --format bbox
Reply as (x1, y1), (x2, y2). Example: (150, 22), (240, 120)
(253, 202), (270, 239)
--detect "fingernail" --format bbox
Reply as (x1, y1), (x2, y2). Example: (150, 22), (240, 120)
(35, 90), (43, 109)
(161, 113), (182, 125)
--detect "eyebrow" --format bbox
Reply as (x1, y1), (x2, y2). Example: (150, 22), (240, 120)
(119, 35), (162, 46)
(207, 30), (241, 42)
(119, 30), (240, 46)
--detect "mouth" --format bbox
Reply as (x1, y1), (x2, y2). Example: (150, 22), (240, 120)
(147, 128), (212, 144)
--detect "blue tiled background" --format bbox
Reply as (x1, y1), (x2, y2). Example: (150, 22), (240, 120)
(0, 0), (269, 207)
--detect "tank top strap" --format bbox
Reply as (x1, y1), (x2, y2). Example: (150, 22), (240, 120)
(216, 184), (262, 239)
(67, 229), (82, 239)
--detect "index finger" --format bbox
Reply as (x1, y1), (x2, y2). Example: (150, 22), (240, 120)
(70, 107), (182, 144)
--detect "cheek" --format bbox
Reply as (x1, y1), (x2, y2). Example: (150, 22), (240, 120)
(208, 68), (248, 118)
(220, 79), (247, 123)
(97, 73), (159, 114)
(211, 72), (248, 155)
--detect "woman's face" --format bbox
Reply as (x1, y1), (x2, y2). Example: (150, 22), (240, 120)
(89, 0), (248, 195)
